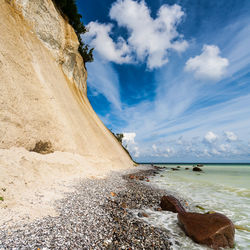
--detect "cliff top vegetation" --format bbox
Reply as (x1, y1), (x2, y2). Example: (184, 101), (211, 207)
(53, 0), (93, 64)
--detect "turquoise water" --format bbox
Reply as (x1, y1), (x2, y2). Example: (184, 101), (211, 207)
(144, 164), (250, 249)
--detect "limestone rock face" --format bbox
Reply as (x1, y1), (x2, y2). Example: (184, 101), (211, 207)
(14, 0), (87, 95)
(0, 0), (133, 169)
(178, 212), (235, 249)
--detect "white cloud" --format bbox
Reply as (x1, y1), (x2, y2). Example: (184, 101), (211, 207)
(204, 131), (218, 143)
(211, 148), (221, 155)
(185, 45), (229, 80)
(152, 144), (157, 152)
(164, 147), (175, 157)
(224, 131), (238, 141)
(84, 22), (131, 64)
(122, 132), (140, 157)
(110, 0), (188, 69)
(85, 0), (188, 69)
(112, 92), (250, 161)
(133, 146), (140, 157)
(123, 132), (136, 144)
(88, 13), (250, 162)
(219, 144), (230, 152)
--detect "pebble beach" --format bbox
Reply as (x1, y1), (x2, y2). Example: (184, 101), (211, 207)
(0, 166), (175, 249)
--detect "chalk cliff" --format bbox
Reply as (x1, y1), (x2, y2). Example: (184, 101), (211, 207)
(0, 0), (133, 168)
(0, 0), (133, 224)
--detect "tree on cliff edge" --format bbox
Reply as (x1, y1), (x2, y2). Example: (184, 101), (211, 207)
(53, 0), (94, 63)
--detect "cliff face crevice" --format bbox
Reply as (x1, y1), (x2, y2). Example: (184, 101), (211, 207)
(0, 0), (133, 169)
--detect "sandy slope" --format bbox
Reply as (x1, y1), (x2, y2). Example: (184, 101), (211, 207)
(0, 0), (133, 225)
(0, 147), (111, 227)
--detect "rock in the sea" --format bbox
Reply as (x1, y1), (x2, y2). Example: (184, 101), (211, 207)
(193, 167), (202, 172)
(160, 195), (185, 213)
(197, 164), (204, 167)
(159, 195), (235, 249)
(171, 168), (179, 171)
(185, 168), (189, 170)
(178, 212), (235, 249)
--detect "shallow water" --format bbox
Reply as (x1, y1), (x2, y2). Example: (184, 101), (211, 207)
(143, 164), (250, 249)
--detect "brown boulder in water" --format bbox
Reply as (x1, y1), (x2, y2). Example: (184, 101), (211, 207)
(160, 195), (185, 213)
(160, 195), (235, 249)
(193, 166), (202, 172)
(178, 212), (235, 249)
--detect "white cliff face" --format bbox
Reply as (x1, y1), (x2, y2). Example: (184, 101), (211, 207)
(0, 0), (133, 167)
(0, 0), (133, 225)
(14, 0), (87, 95)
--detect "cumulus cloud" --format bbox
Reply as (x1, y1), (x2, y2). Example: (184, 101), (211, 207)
(219, 144), (230, 152)
(110, 0), (188, 68)
(185, 45), (229, 80)
(123, 132), (136, 144)
(122, 132), (140, 157)
(125, 129), (247, 161)
(152, 144), (157, 152)
(164, 147), (175, 157)
(224, 131), (238, 141)
(211, 148), (221, 155)
(84, 0), (188, 69)
(204, 131), (218, 143)
(84, 22), (131, 64)
(150, 143), (175, 157)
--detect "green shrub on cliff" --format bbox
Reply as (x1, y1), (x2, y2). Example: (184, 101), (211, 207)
(53, 0), (93, 63)
(111, 132), (136, 163)
(114, 133), (124, 144)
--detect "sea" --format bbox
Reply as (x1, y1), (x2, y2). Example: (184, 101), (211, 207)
(139, 163), (250, 249)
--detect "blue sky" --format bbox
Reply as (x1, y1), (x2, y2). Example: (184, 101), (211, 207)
(77, 0), (250, 163)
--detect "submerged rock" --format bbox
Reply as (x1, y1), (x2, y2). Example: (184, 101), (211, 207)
(171, 168), (179, 171)
(178, 212), (235, 249)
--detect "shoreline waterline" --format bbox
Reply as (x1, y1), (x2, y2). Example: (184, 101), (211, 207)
(0, 166), (173, 249)
(1, 164), (248, 249)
